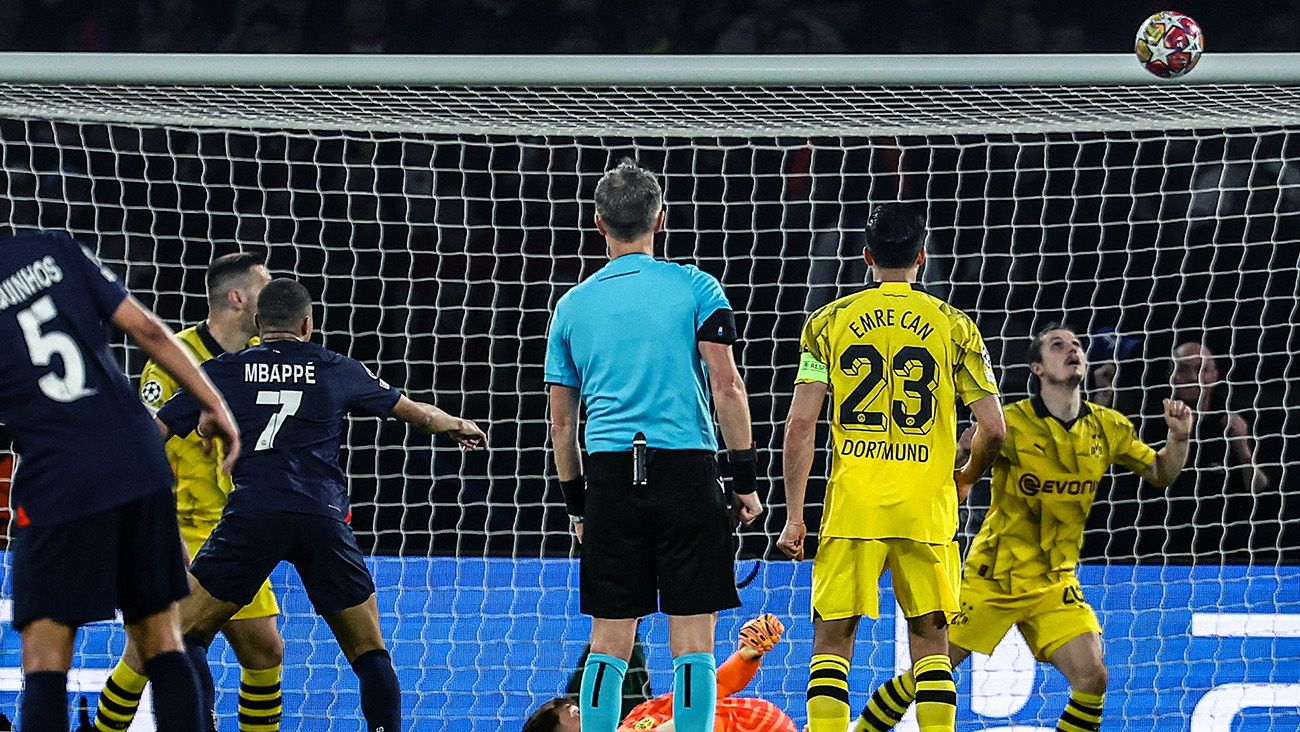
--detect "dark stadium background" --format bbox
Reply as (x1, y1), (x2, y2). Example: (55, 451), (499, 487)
(0, 0), (1297, 55)
(0, 121), (1293, 567)
(0, 0), (1294, 569)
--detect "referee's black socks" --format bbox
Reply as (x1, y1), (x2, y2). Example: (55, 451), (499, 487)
(144, 650), (203, 732)
(21, 671), (68, 732)
(351, 648), (401, 732)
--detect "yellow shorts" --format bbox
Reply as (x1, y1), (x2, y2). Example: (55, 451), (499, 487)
(811, 537), (961, 621)
(949, 572), (1100, 662)
(181, 521), (280, 621)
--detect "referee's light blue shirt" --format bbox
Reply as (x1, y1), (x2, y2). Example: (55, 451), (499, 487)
(545, 253), (733, 453)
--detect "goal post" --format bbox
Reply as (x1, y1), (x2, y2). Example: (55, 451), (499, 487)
(0, 53), (1295, 731)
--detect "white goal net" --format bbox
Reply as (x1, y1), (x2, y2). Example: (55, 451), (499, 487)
(0, 54), (1295, 731)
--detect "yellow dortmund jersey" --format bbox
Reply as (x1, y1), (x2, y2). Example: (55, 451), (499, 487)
(965, 396), (1157, 591)
(796, 281), (999, 544)
(139, 323), (256, 525)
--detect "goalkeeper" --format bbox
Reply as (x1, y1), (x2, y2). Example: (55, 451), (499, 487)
(523, 614), (797, 732)
(856, 326), (1191, 732)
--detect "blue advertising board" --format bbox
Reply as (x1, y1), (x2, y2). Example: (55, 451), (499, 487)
(1, 557), (1297, 731)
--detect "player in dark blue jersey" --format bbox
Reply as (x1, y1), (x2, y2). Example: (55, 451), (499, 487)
(0, 230), (241, 732)
(156, 278), (486, 732)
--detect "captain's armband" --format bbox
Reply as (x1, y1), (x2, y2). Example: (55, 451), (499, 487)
(796, 351), (829, 383)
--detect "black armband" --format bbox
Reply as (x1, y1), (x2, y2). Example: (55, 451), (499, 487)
(725, 446), (758, 495)
(696, 308), (738, 344)
(559, 476), (586, 518)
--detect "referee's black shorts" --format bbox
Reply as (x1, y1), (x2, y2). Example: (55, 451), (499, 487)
(581, 449), (741, 618)
(10, 490), (189, 630)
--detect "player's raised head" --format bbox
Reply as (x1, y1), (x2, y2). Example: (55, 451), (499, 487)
(521, 697), (579, 732)
(1027, 324), (1087, 387)
(255, 278), (313, 336)
(594, 158), (664, 243)
(1172, 340), (1219, 405)
(864, 202), (926, 269)
(207, 251), (270, 312)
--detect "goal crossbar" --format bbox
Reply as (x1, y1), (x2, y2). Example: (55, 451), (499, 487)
(1, 53), (1300, 87)
(0, 54), (1299, 136)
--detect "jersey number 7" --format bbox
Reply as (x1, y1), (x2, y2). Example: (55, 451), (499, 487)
(255, 390), (303, 450)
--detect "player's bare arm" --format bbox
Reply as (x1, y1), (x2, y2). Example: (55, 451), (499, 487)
(111, 294), (240, 472)
(1225, 410), (1271, 491)
(777, 380), (828, 561)
(548, 384), (584, 541)
(1141, 398), (1193, 487)
(700, 340), (763, 525)
(390, 394), (486, 449)
(955, 394), (1006, 500)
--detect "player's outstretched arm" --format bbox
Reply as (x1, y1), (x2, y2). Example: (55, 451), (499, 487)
(390, 395), (486, 449)
(778, 381), (828, 561)
(1142, 398), (1193, 487)
(955, 394), (1006, 498)
(715, 613), (785, 699)
(700, 341), (763, 526)
(111, 294), (240, 472)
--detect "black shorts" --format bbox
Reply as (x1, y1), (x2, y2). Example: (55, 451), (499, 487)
(581, 450), (741, 618)
(11, 490), (189, 630)
(191, 510), (375, 617)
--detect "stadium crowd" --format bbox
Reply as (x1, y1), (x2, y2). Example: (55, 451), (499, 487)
(0, 0), (1298, 55)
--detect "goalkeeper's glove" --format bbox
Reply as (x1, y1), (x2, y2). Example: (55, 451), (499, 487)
(738, 613), (785, 654)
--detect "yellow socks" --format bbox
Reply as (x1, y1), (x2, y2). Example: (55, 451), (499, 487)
(238, 665), (283, 732)
(807, 653), (852, 732)
(856, 672), (915, 731)
(1057, 690), (1104, 732)
(94, 659), (148, 731)
(912, 654), (956, 732)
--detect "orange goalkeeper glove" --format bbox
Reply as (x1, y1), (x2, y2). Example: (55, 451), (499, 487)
(738, 613), (785, 654)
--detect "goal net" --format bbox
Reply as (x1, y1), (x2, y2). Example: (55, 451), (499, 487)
(0, 54), (1295, 731)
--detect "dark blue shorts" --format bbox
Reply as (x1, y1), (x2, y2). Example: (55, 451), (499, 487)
(190, 511), (375, 617)
(11, 490), (189, 630)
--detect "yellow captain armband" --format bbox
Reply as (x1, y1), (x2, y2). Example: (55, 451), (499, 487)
(796, 351), (830, 383)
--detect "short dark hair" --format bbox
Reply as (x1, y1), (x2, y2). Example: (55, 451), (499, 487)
(206, 251), (265, 306)
(865, 202), (926, 268)
(256, 278), (312, 332)
(521, 698), (573, 732)
(594, 158), (663, 242)
(1026, 322), (1076, 365)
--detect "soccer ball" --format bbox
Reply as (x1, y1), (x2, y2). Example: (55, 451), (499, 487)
(1135, 11), (1204, 78)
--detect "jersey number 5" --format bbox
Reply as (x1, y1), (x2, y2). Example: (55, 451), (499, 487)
(17, 295), (95, 403)
(255, 390), (303, 450)
(838, 343), (938, 435)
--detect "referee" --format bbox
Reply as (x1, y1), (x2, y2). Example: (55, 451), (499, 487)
(546, 159), (762, 732)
